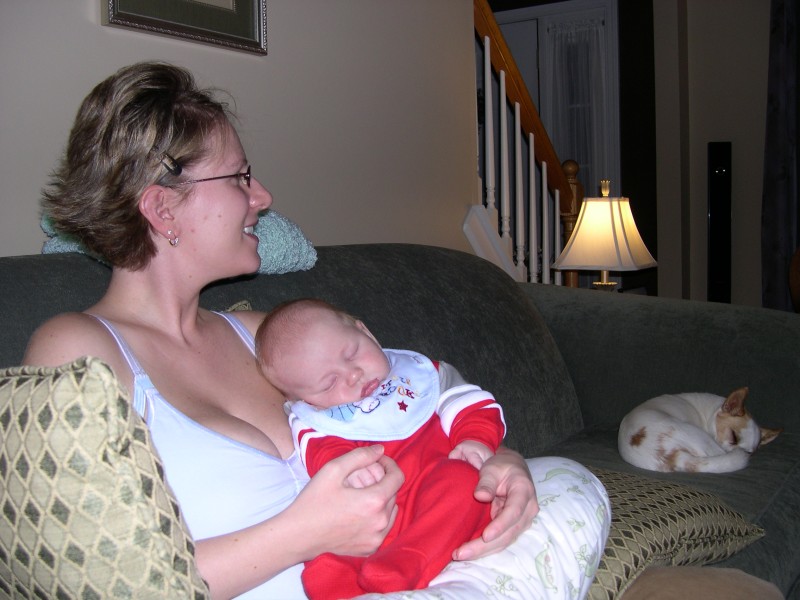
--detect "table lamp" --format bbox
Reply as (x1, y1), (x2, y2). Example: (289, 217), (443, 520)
(553, 180), (656, 290)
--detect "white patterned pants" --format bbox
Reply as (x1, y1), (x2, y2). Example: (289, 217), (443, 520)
(358, 457), (611, 600)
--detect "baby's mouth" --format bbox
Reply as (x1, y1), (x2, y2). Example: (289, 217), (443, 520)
(361, 379), (380, 399)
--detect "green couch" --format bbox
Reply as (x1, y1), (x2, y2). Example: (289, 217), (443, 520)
(1, 244), (797, 599)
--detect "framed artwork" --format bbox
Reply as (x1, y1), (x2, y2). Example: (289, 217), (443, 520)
(102, 0), (267, 55)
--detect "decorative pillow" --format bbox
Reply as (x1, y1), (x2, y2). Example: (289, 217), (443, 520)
(41, 208), (317, 275)
(587, 468), (765, 600)
(0, 357), (209, 599)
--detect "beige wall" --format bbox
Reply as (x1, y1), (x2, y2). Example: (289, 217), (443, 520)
(0, 1), (478, 258)
(654, 0), (770, 305)
(1, 1), (774, 305)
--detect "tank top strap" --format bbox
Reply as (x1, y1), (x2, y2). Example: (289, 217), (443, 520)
(88, 314), (147, 375)
(214, 311), (256, 353)
(88, 313), (150, 418)
(91, 312), (255, 368)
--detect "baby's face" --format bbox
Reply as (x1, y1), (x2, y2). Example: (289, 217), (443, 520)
(274, 311), (390, 408)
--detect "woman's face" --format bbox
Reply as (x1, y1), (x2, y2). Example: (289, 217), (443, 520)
(173, 122), (272, 278)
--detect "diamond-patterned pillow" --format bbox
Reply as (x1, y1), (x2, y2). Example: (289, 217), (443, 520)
(587, 467), (764, 600)
(0, 357), (209, 599)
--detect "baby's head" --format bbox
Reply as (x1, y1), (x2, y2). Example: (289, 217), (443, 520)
(256, 298), (390, 407)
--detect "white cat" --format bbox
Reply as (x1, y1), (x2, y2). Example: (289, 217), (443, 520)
(618, 387), (781, 473)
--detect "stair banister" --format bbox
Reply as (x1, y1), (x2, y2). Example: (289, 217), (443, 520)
(473, 0), (572, 208)
(473, 0), (581, 287)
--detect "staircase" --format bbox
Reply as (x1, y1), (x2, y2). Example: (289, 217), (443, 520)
(466, 0), (583, 286)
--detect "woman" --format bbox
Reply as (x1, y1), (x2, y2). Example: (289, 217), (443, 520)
(25, 62), (607, 599)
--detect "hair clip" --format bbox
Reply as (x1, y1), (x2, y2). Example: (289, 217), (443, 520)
(160, 152), (183, 176)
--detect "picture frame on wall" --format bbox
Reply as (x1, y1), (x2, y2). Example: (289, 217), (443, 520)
(102, 0), (267, 55)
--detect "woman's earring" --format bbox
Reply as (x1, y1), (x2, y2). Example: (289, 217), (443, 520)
(167, 230), (180, 247)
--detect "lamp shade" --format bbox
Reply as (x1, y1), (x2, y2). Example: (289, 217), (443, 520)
(553, 196), (656, 271)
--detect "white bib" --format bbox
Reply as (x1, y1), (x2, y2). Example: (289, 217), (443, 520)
(289, 349), (439, 441)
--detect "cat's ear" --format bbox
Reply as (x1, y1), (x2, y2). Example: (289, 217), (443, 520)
(721, 387), (749, 417)
(759, 426), (782, 446)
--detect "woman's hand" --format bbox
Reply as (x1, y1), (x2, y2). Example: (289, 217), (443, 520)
(195, 445), (404, 598)
(291, 445), (404, 559)
(452, 446), (538, 561)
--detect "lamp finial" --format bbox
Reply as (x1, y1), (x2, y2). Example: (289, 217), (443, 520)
(600, 179), (611, 197)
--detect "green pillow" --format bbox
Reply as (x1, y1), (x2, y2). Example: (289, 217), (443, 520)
(588, 468), (765, 600)
(0, 357), (209, 599)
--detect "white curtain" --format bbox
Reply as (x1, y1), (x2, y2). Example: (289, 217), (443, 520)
(543, 18), (608, 197)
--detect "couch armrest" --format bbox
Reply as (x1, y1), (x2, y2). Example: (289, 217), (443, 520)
(520, 284), (800, 433)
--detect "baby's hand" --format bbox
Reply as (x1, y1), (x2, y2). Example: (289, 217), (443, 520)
(449, 440), (494, 470)
(345, 462), (387, 488)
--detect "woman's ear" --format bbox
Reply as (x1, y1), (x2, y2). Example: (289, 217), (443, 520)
(139, 185), (177, 239)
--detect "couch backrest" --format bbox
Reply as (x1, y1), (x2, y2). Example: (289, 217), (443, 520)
(0, 245), (583, 455)
(0, 253), (111, 367)
(523, 282), (800, 433)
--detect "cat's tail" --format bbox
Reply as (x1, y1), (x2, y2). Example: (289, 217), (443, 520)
(674, 448), (750, 473)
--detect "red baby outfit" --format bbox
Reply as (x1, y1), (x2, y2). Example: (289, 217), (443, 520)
(289, 350), (505, 599)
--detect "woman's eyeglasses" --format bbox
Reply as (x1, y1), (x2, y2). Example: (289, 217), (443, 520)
(172, 165), (252, 188)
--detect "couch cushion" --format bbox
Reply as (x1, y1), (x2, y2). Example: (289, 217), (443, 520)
(545, 428), (800, 597)
(0, 357), (209, 599)
(200, 244), (584, 454)
(587, 468), (764, 600)
(0, 254), (111, 368)
(1, 246), (582, 454)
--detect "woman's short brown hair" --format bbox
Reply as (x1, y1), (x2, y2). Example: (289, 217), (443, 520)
(42, 61), (233, 269)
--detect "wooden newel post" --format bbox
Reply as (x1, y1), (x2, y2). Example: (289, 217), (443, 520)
(560, 160), (583, 288)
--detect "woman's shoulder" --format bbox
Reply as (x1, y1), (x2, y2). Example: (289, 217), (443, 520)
(23, 311), (123, 369)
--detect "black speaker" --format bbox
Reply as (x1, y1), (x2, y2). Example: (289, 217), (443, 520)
(707, 142), (731, 303)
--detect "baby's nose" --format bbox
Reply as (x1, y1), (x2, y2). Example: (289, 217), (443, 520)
(348, 367), (363, 385)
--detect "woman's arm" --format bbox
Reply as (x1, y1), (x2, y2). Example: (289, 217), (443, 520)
(452, 446), (538, 561)
(195, 445), (404, 599)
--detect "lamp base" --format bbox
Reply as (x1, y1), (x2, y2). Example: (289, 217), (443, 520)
(591, 270), (618, 291)
(591, 281), (618, 292)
